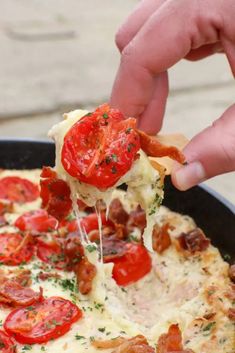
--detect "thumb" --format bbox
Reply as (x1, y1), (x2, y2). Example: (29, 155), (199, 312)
(172, 104), (235, 190)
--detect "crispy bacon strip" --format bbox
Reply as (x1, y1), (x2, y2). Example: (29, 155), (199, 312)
(0, 281), (43, 307)
(74, 257), (97, 295)
(93, 335), (155, 353)
(40, 167), (72, 221)
(178, 228), (210, 253)
(103, 236), (127, 262)
(109, 199), (129, 225)
(228, 264), (235, 283)
(228, 308), (235, 321)
(127, 206), (146, 235)
(92, 337), (125, 349)
(137, 130), (186, 164)
(157, 324), (194, 353)
(152, 223), (172, 254)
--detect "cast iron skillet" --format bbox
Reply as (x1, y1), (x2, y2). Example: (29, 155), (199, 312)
(0, 139), (234, 263)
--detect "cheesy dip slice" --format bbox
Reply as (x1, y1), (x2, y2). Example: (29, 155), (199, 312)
(48, 104), (185, 250)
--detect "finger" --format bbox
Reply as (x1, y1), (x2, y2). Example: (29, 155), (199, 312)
(185, 42), (224, 61)
(116, 0), (166, 52)
(172, 104), (235, 190)
(110, 0), (221, 119)
(138, 71), (168, 134)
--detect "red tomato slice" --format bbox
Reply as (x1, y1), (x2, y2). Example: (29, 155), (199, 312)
(59, 212), (113, 234)
(0, 330), (16, 353)
(40, 167), (72, 221)
(15, 210), (58, 233)
(61, 104), (140, 189)
(36, 238), (67, 270)
(0, 233), (34, 266)
(4, 297), (82, 344)
(0, 177), (39, 203)
(105, 243), (152, 286)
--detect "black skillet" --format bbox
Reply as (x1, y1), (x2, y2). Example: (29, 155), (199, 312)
(0, 139), (234, 263)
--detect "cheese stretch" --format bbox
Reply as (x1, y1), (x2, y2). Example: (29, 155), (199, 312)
(49, 109), (164, 251)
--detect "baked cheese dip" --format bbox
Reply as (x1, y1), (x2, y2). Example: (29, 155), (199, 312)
(0, 105), (234, 353)
(0, 168), (234, 353)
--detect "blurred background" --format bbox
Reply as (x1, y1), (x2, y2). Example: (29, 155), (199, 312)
(1, 0), (234, 203)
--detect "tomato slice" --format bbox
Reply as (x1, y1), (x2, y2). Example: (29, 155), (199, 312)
(105, 243), (152, 286)
(4, 297), (82, 344)
(0, 330), (16, 353)
(36, 238), (67, 270)
(0, 177), (39, 203)
(0, 233), (34, 266)
(61, 104), (140, 189)
(15, 210), (58, 233)
(40, 167), (72, 221)
(59, 212), (113, 234)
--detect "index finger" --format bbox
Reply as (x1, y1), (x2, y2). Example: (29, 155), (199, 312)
(110, 0), (220, 120)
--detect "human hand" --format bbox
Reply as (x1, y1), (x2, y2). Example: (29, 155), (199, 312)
(110, 0), (235, 190)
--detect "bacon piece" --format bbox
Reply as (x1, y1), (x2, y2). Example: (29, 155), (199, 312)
(64, 233), (84, 269)
(13, 269), (32, 287)
(40, 167), (72, 221)
(178, 228), (210, 253)
(127, 206), (146, 235)
(0, 281), (43, 307)
(92, 337), (125, 349)
(103, 236), (127, 262)
(74, 257), (97, 295)
(93, 335), (155, 353)
(152, 223), (172, 254)
(137, 130), (186, 164)
(228, 308), (235, 321)
(109, 199), (129, 225)
(228, 264), (235, 283)
(0, 200), (13, 215)
(37, 271), (61, 281)
(157, 324), (194, 353)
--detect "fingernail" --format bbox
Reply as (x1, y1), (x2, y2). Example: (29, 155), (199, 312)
(173, 161), (206, 190)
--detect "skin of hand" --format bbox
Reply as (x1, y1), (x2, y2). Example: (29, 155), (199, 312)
(110, 0), (235, 190)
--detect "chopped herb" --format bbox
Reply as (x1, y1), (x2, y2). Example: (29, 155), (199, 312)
(75, 334), (85, 340)
(98, 327), (106, 333)
(111, 166), (117, 174)
(90, 336), (95, 342)
(22, 345), (32, 351)
(0, 319), (2, 326)
(0, 342), (5, 349)
(121, 287), (127, 293)
(127, 143), (135, 152)
(65, 213), (76, 221)
(111, 154), (118, 162)
(125, 128), (132, 134)
(223, 253), (231, 261)
(86, 244), (97, 253)
(41, 346), (46, 351)
(105, 156), (111, 165)
(103, 113), (109, 119)
(94, 302), (104, 311)
(59, 278), (77, 293)
(202, 321), (216, 333)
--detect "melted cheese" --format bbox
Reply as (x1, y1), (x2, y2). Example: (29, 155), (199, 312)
(0, 184), (233, 353)
(49, 109), (164, 250)
(0, 168), (233, 353)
